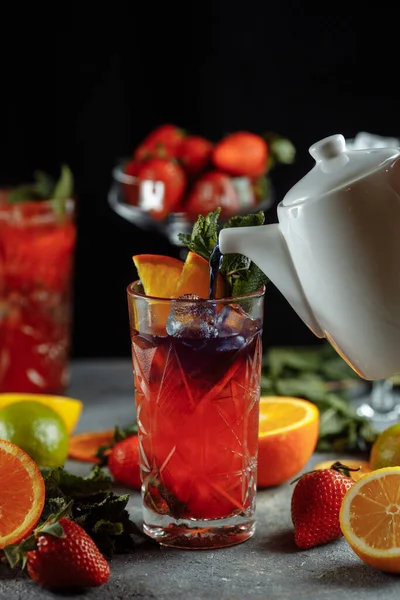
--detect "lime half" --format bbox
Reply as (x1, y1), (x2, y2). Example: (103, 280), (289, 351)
(0, 400), (68, 468)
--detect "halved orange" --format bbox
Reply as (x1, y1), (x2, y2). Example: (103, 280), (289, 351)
(340, 467), (400, 573)
(132, 254), (184, 298)
(68, 429), (115, 463)
(175, 251), (225, 299)
(257, 396), (319, 488)
(313, 458), (372, 482)
(0, 393), (83, 435)
(0, 439), (45, 548)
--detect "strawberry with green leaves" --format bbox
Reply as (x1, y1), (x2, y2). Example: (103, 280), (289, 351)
(96, 423), (141, 490)
(108, 435), (141, 489)
(291, 462), (357, 549)
(27, 518), (110, 589)
(5, 516), (110, 590)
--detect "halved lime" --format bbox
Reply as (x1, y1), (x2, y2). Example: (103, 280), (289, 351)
(0, 401), (68, 468)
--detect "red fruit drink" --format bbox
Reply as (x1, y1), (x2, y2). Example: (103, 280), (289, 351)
(127, 283), (264, 548)
(0, 198), (76, 393)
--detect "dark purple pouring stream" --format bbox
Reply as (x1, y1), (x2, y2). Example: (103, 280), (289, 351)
(209, 244), (223, 300)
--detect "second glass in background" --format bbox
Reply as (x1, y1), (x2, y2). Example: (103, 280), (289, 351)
(0, 196), (76, 394)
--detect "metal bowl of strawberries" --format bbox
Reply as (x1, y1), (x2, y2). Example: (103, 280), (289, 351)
(108, 124), (295, 246)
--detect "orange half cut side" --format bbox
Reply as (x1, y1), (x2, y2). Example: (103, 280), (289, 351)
(340, 466), (400, 573)
(0, 440), (45, 548)
(257, 396), (319, 488)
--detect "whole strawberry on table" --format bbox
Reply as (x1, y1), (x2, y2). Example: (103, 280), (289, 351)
(119, 123), (295, 221)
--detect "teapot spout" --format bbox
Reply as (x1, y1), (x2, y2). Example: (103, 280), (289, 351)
(219, 224), (324, 337)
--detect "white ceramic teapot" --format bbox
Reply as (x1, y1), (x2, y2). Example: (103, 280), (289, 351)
(219, 133), (400, 380)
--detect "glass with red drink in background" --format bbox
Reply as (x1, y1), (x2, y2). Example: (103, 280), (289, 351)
(0, 167), (76, 394)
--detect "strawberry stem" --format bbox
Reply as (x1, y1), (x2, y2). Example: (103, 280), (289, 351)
(329, 461), (362, 478)
(290, 461), (361, 485)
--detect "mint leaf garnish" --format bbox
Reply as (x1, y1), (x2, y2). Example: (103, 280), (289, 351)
(34, 170), (56, 198)
(5, 164), (74, 222)
(230, 263), (267, 297)
(52, 164), (74, 201)
(179, 209), (268, 297)
(221, 212), (268, 296)
(222, 211), (265, 230)
(178, 209), (221, 261)
(51, 164), (74, 221)
(7, 184), (43, 203)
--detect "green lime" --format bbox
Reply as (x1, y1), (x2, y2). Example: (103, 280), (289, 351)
(369, 423), (400, 470)
(0, 400), (68, 468)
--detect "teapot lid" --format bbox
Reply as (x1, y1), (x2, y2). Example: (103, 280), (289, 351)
(282, 134), (400, 206)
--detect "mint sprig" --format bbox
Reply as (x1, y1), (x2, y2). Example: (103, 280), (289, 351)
(40, 466), (145, 556)
(7, 164), (74, 221)
(178, 209), (269, 297)
(178, 209), (220, 261)
(3, 465), (147, 562)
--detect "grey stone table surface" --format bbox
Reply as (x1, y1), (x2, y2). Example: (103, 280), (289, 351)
(1, 358), (399, 600)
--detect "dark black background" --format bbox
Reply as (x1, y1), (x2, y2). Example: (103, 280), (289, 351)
(1, 4), (398, 359)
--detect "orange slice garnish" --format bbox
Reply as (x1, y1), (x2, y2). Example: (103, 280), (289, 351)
(175, 251), (225, 299)
(132, 254), (185, 329)
(0, 440), (45, 549)
(257, 396), (319, 488)
(132, 254), (184, 298)
(131, 251), (227, 331)
(340, 467), (400, 573)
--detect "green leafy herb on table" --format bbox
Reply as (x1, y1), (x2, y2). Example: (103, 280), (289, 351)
(4, 465), (147, 560)
(261, 343), (378, 453)
(178, 208), (269, 297)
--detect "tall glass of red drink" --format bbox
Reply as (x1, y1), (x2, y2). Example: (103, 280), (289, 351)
(127, 281), (264, 549)
(0, 196), (76, 393)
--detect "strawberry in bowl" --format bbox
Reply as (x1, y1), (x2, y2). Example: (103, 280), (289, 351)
(184, 170), (241, 219)
(109, 123), (295, 244)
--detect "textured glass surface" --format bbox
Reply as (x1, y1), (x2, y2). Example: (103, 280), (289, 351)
(132, 328), (262, 522)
